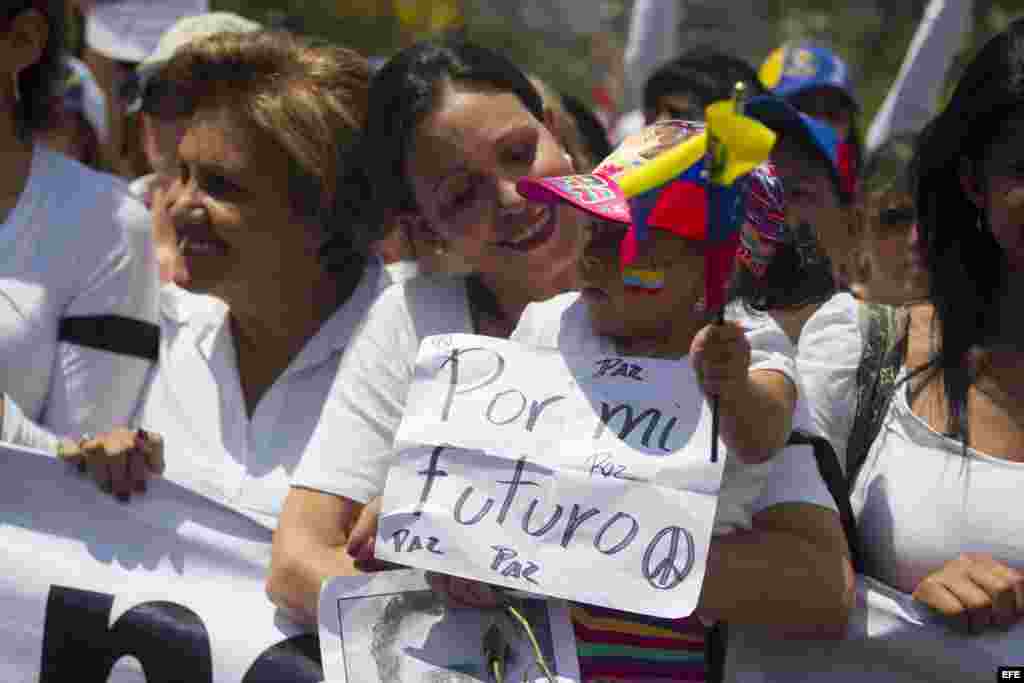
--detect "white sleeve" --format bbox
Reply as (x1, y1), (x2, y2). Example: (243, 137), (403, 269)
(622, 0), (683, 112)
(796, 294), (863, 471)
(42, 194), (158, 436)
(866, 0), (973, 155)
(290, 285), (420, 504)
(509, 300), (546, 346)
(2, 394), (60, 454)
(751, 443), (838, 516)
(742, 310), (797, 385)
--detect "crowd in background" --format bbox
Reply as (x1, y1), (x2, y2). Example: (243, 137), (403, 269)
(0, 1), (1021, 681)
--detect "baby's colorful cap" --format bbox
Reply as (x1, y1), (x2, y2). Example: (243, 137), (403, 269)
(515, 120), (705, 226)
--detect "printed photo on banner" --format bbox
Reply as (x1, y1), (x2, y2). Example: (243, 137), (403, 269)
(376, 334), (727, 619)
(318, 570), (580, 683)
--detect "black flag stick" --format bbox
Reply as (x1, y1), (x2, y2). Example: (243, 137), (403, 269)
(708, 81), (748, 465)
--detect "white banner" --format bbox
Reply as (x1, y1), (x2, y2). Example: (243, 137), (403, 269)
(725, 575), (1024, 682)
(0, 443), (318, 683)
(377, 334), (726, 619)
(318, 570), (581, 682)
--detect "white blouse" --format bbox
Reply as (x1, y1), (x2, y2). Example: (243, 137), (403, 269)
(798, 294), (1024, 594)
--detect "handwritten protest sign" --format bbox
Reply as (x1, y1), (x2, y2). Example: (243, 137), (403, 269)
(725, 575), (1024, 682)
(0, 443), (318, 683)
(377, 334), (727, 619)
(318, 570), (581, 682)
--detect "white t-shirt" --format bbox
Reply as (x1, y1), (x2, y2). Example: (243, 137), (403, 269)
(291, 275), (474, 503)
(0, 145), (157, 439)
(798, 293), (1024, 595)
(511, 292), (833, 532)
(140, 262), (390, 528)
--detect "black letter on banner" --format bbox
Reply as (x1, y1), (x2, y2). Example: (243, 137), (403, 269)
(243, 633), (323, 683)
(642, 526), (695, 590)
(40, 585), (213, 683)
(486, 389), (527, 426)
(439, 348), (505, 421)
(594, 512), (640, 555)
(522, 499), (563, 537)
(594, 403), (663, 447)
(413, 445), (449, 518)
(453, 487), (494, 525)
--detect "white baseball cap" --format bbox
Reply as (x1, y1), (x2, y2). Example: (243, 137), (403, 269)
(85, 0), (210, 63)
(128, 11), (262, 114)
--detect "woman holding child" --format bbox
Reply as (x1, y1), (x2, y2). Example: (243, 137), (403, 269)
(270, 42), (853, 680)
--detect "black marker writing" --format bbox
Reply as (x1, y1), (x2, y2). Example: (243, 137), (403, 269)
(439, 347), (505, 421)
(559, 504), (601, 548)
(413, 445), (449, 518)
(453, 487), (494, 525)
(594, 512), (640, 555)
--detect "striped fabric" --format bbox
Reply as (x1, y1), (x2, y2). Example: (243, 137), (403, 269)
(571, 603), (707, 681)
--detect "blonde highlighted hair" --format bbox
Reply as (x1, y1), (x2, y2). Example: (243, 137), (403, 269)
(163, 31), (370, 249)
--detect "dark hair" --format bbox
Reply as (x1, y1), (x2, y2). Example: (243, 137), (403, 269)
(354, 40), (543, 240)
(914, 18), (1024, 444)
(729, 220), (836, 312)
(560, 91), (612, 164)
(643, 49), (763, 116)
(4, 0), (64, 138)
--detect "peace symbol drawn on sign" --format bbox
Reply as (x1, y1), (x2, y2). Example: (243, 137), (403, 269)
(642, 526), (695, 591)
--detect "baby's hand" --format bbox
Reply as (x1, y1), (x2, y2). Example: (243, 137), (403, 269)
(690, 321), (751, 397)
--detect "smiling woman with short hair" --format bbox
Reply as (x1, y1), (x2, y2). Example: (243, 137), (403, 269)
(128, 30), (387, 524)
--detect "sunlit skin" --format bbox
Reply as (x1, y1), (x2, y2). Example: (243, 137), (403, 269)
(170, 113), (327, 303)
(578, 221), (705, 357)
(406, 82), (585, 327)
(790, 86), (854, 142)
(857, 196), (928, 305)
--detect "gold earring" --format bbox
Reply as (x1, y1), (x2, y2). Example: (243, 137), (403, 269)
(11, 71), (20, 104)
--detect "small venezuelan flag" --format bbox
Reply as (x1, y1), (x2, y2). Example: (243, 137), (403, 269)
(621, 267), (665, 292)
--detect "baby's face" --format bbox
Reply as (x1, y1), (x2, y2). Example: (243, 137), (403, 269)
(578, 221), (705, 341)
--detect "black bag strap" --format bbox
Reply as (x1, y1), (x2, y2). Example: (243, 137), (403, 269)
(786, 431), (863, 573)
(845, 303), (908, 491)
(58, 315), (160, 362)
(704, 431), (863, 683)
